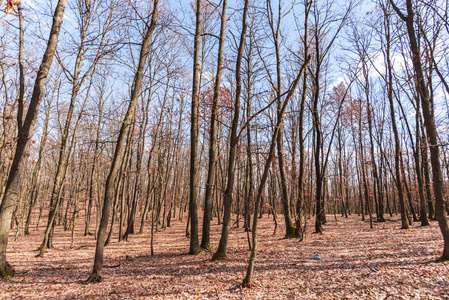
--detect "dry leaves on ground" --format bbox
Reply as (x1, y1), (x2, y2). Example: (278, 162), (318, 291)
(1, 213), (449, 299)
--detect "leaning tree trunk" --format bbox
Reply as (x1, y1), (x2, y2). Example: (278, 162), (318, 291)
(86, 0), (159, 283)
(0, 0), (67, 278)
(243, 55), (310, 286)
(391, 0), (449, 259)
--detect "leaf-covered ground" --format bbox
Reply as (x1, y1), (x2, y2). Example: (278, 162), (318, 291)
(1, 213), (449, 299)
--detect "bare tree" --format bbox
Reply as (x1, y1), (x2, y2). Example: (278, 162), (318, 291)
(201, 0), (228, 251)
(391, 0), (449, 259)
(86, 0), (160, 282)
(0, 0), (67, 278)
(243, 55), (310, 286)
(189, 0), (203, 255)
(212, 0), (250, 260)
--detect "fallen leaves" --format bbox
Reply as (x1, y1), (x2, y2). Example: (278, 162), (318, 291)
(2, 214), (449, 299)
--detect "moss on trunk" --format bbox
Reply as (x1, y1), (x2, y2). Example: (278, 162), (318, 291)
(285, 224), (296, 238)
(200, 243), (210, 251)
(85, 271), (102, 284)
(437, 256), (449, 262)
(212, 244), (226, 261)
(0, 262), (15, 278)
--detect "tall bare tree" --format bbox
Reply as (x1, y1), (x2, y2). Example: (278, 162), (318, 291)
(243, 55), (310, 286)
(86, 0), (160, 282)
(212, 0), (250, 260)
(0, 0), (67, 278)
(189, 0), (203, 255)
(391, 0), (449, 259)
(201, 0), (228, 251)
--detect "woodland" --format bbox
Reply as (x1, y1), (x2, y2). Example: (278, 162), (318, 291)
(0, 0), (449, 298)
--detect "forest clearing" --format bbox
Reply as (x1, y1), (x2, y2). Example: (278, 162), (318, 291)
(1, 213), (448, 299)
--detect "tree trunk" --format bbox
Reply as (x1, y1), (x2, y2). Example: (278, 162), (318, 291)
(189, 0), (202, 255)
(212, 0), (250, 260)
(201, 0), (227, 251)
(243, 56), (310, 286)
(295, 0), (311, 239)
(391, 0), (449, 259)
(86, 0), (159, 283)
(267, 0), (294, 238)
(0, 0), (66, 278)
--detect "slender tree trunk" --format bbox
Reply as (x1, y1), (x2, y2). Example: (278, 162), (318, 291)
(212, 0), (250, 260)
(267, 0), (294, 238)
(380, 4), (408, 229)
(400, 150), (417, 222)
(358, 110), (373, 229)
(242, 56), (310, 286)
(421, 132), (436, 220)
(39, 74), (93, 256)
(86, 1), (159, 282)
(295, 0), (311, 239)
(24, 82), (56, 235)
(201, 0), (228, 250)
(364, 70), (383, 223)
(312, 24), (325, 233)
(415, 105), (430, 225)
(189, 0), (203, 255)
(86, 99), (103, 236)
(244, 59), (254, 232)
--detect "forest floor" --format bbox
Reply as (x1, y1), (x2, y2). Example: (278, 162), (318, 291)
(1, 212), (449, 299)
